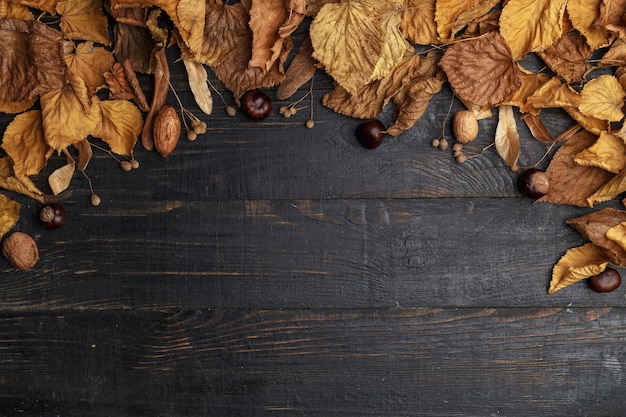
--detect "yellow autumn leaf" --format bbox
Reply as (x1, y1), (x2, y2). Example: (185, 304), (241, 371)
(12, 0), (58, 13)
(0, 193), (20, 239)
(0, 1), (34, 19)
(502, 70), (551, 115)
(574, 131), (626, 174)
(587, 170), (626, 207)
(310, 0), (409, 95)
(549, 243), (610, 294)
(495, 105), (520, 170)
(526, 77), (581, 110)
(40, 87), (102, 152)
(64, 41), (115, 98)
(400, 0), (438, 45)
(57, 0), (110, 46)
(579, 75), (626, 122)
(1, 110), (52, 176)
(499, 0), (568, 60)
(434, 0), (487, 41)
(567, 0), (611, 50)
(177, 0), (206, 57)
(563, 106), (609, 136)
(606, 222), (626, 254)
(183, 60), (213, 115)
(91, 99), (143, 157)
(0, 157), (45, 203)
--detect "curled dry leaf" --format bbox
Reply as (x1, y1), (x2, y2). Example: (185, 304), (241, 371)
(48, 160), (75, 196)
(439, 31), (522, 107)
(141, 45), (170, 151)
(92, 98), (143, 157)
(519, 113), (554, 142)
(567, 0), (611, 51)
(574, 131), (626, 174)
(0, 193), (20, 240)
(0, 2), (34, 19)
(434, 0), (489, 41)
(567, 208), (626, 267)
(183, 59), (213, 115)
(276, 35), (317, 100)
(579, 74), (625, 122)
(110, 7), (157, 74)
(448, 0), (500, 39)
(73, 139), (92, 172)
(502, 71), (551, 115)
(538, 130), (614, 207)
(104, 61), (150, 111)
(587, 169), (626, 207)
(549, 242), (610, 294)
(537, 31), (592, 83)
(494, 105), (520, 169)
(400, 0), (438, 45)
(499, 0), (568, 60)
(310, 0), (409, 96)
(525, 77), (581, 110)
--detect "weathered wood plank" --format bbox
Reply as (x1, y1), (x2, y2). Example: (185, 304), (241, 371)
(0, 197), (619, 310)
(0, 308), (624, 416)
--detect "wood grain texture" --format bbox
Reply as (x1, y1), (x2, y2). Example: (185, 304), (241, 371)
(0, 308), (624, 417)
(0, 197), (620, 310)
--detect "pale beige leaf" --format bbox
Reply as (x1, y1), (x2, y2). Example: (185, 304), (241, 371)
(549, 243), (610, 294)
(494, 105), (520, 170)
(579, 74), (625, 122)
(48, 161), (75, 195)
(499, 0), (568, 59)
(183, 60), (213, 115)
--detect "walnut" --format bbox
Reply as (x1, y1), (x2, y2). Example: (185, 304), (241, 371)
(2, 232), (39, 270)
(153, 105), (181, 157)
(452, 110), (479, 143)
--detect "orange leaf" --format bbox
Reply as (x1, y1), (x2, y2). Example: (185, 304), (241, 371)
(1, 110), (51, 176)
(549, 243), (610, 294)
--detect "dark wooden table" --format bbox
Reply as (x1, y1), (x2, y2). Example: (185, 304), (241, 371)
(1, 30), (625, 417)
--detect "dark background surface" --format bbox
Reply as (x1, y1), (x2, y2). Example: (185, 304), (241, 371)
(1, 33), (625, 417)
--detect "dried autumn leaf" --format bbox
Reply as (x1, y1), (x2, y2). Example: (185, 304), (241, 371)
(73, 139), (92, 172)
(322, 50), (439, 119)
(104, 61), (150, 111)
(387, 72), (445, 136)
(183, 60), (213, 115)
(525, 77), (581, 110)
(92, 99), (143, 157)
(574, 131), (626, 174)
(579, 74), (625, 122)
(439, 31), (522, 107)
(549, 243), (610, 294)
(64, 41), (114, 98)
(537, 31), (592, 83)
(310, 0), (409, 95)
(400, 0), (438, 45)
(40, 87), (102, 152)
(1, 110), (52, 176)
(0, 193), (19, 239)
(567, 207), (626, 266)
(567, 0), (611, 50)
(0, 1), (33, 19)
(599, 38), (626, 68)
(12, 0), (58, 13)
(587, 169), (626, 207)
(434, 0), (489, 40)
(594, 0), (626, 29)
(563, 106), (609, 135)
(494, 105), (520, 169)
(177, 0), (206, 57)
(57, 0), (110, 45)
(0, 19), (67, 104)
(448, 0), (499, 39)
(502, 71), (551, 115)
(606, 222), (626, 254)
(276, 35), (317, 100)
(0, 157), (45, 202)
(538, 130), (614, 206)
(499, 0), (568, 60)
(111, 8), (156, 74)
(48, 160), (75, 196)
(519, 113), (554, 142)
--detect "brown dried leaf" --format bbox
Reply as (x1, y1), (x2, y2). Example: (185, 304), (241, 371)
(0, 19), (67, 104)
(0, 193), (20, 239)
(13, 0), (58, 13)
(502, 70), (551, 115)
(73, 139), (92, 172)
(519, 113), (554, 142)
(64, 41), (115, 98)
(93, 99), (143, 157)
(104, 61), (149, 111)
(574, 131), (626, 174)
(499, 0), (568, 60)
(494, 105), (520, 169)
(310, 0), (409, 95)
(434, 0), (489, 41)
(449, 0), (500, 39)
(57, 0), (110, 45)
(439, 31), (522, 107)
(594, 0), (626, 29)
(400, 0), (438, 45)
(0, 1), (33, 19)
(111, 9), (156, 74)
(276, 35), (317, 100)
(387, 72), (446, 136)
(177, 0), (206, 57)
(1, 110), (51, 176)
(549, 243), (610, 294)
(322, 50), (439, 119)
(538, 130), (614, 206)
(599, 38), (626, 67)
(606, 222), (626, 254)
(526, 77), (581, 110)
(249, 0), (289, 72)
(183, 60), (213, 115)
(567, 0), (611, 50)
(579, 74), (625, 122)
(567, 207), (626, 266)
(537, 31), (592, 83)
(563, 106), (609, 135)
(587, 170), (626, 207)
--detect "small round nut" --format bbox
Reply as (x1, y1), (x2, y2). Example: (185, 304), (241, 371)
(2, 232), (39, 270)
(452, 110), (479, 143)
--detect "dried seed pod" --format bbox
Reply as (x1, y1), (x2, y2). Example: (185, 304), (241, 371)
(153, 105), (181, 157)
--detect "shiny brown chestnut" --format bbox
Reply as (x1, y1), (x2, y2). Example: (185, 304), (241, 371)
(588, 268), (622, 293)
(356, 119), (386, 149)
(518, 168), (549, 200)
(240, 89), (272, 120)
(39, 203), (66, 229)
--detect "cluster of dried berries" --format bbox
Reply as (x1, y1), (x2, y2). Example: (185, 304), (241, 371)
(1, 0), (626, 295)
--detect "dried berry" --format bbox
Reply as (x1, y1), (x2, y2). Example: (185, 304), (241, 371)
(356, 119), (386, 149)
(588, 268), (621, 293)
(240, 89), (272, 120)
(39, 203), (66, 229)
(2, 232), (39, 270)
